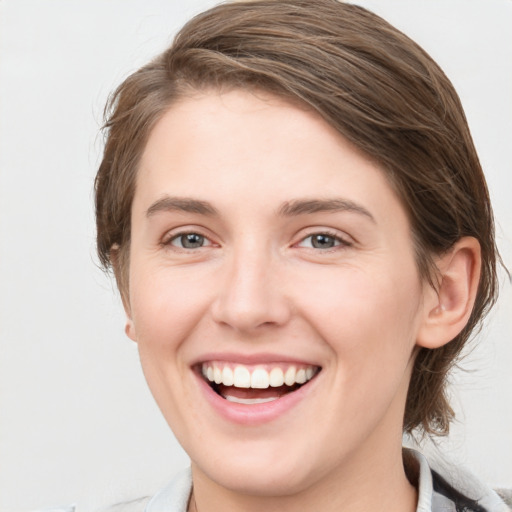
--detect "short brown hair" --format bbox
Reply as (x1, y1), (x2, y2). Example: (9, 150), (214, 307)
(95, 0), (499, 435)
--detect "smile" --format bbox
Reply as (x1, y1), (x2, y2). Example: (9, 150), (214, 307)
(201, 362), (320, 405)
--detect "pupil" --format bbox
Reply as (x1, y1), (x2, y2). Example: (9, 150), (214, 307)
(182, 233), (204, 248)
(312, 234), (334, 248)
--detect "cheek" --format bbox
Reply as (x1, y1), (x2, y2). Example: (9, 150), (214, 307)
(128, 264), (214, 351)
(292, 263), (423, 364)
(298, 267), (422, 429)
(128, 266), (214, 428)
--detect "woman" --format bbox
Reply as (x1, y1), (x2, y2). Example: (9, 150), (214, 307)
(95, 1), (509, 511)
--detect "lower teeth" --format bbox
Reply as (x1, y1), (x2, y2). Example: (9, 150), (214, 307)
(223, 395), (279, 404)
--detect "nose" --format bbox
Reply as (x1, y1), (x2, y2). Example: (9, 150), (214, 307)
(211, 247), (291, 333)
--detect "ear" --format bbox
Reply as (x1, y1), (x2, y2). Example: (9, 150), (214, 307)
(124, 317), (137, 342)
(110, 244), (137, 343)
(416, 237), (481, 349)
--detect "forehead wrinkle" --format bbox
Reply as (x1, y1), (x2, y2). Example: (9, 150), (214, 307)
(278, 198), (376, 223)
(145, 196), (219, 217)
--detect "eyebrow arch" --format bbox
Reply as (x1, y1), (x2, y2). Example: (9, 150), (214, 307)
(146, 196), (219, 217)
(278, 198), (375, 223)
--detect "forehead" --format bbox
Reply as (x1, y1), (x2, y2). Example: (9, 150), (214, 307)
(135, 89), (408, 231)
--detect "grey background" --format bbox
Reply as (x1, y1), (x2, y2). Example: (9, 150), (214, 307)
(0, 1), (510, 511)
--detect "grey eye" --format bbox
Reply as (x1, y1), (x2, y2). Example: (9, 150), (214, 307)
(310, 234), (337, 249)
(173, 233), (206, 249)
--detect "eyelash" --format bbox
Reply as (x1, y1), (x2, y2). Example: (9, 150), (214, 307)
(162, 231), (213, 250)
(162, 229), (352, 252)
(296, 230), (352, 252)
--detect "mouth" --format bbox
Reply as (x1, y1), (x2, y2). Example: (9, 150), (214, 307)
(199, 361), (321, 405)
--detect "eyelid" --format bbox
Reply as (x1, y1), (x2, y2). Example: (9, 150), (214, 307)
(170, 233), (213, 248)
(161, 226), (218, 249)
(294, 228), (353, 249)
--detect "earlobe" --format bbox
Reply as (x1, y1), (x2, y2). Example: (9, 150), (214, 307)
(416, 237), (481, 349)
(121, 299), (137, 342)
(125, 318), (137, 342)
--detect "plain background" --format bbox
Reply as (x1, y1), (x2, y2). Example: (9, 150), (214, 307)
(0, 1), (511, 511)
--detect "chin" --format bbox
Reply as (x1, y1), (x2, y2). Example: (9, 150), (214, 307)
(195, 454), (315, 497)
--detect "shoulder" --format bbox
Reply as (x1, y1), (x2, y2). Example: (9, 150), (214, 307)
(97, 496), (152, 512)
(98, 467), (192, 512)
(432, 472), (512, 512)
(404, 448), (511, 512)
(494, 489), (512, 510)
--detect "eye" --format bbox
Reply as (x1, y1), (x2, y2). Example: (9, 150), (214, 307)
(169, 232), (211, 249)
(298, 232), (348, 250)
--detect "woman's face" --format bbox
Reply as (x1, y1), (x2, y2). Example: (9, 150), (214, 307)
(126, 89), (431, 495)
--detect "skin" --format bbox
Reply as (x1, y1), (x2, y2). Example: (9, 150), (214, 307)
(122, 89), (479, 512)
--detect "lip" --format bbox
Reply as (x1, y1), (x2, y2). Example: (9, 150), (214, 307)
(193, 355), (321, 425)
(191, 352), (320, 367)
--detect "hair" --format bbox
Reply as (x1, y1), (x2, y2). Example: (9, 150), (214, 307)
(95, 0), (500, 435)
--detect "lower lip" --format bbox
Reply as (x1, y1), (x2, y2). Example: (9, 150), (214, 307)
(195, 371), (319, 425)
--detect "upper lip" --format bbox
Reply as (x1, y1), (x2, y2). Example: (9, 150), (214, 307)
(191, 352), (322, 367)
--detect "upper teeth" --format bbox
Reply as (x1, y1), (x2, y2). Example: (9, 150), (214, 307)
(202, 363), (317, 389)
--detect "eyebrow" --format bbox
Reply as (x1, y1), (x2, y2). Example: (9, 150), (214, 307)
(145, 195), (375, 223)
(278, 198), (376, 223)
(146, 196), (219, 217)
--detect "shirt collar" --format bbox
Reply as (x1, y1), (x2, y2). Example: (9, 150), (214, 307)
(145, 468), (192, 512)
(404, 448), (456, 512)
